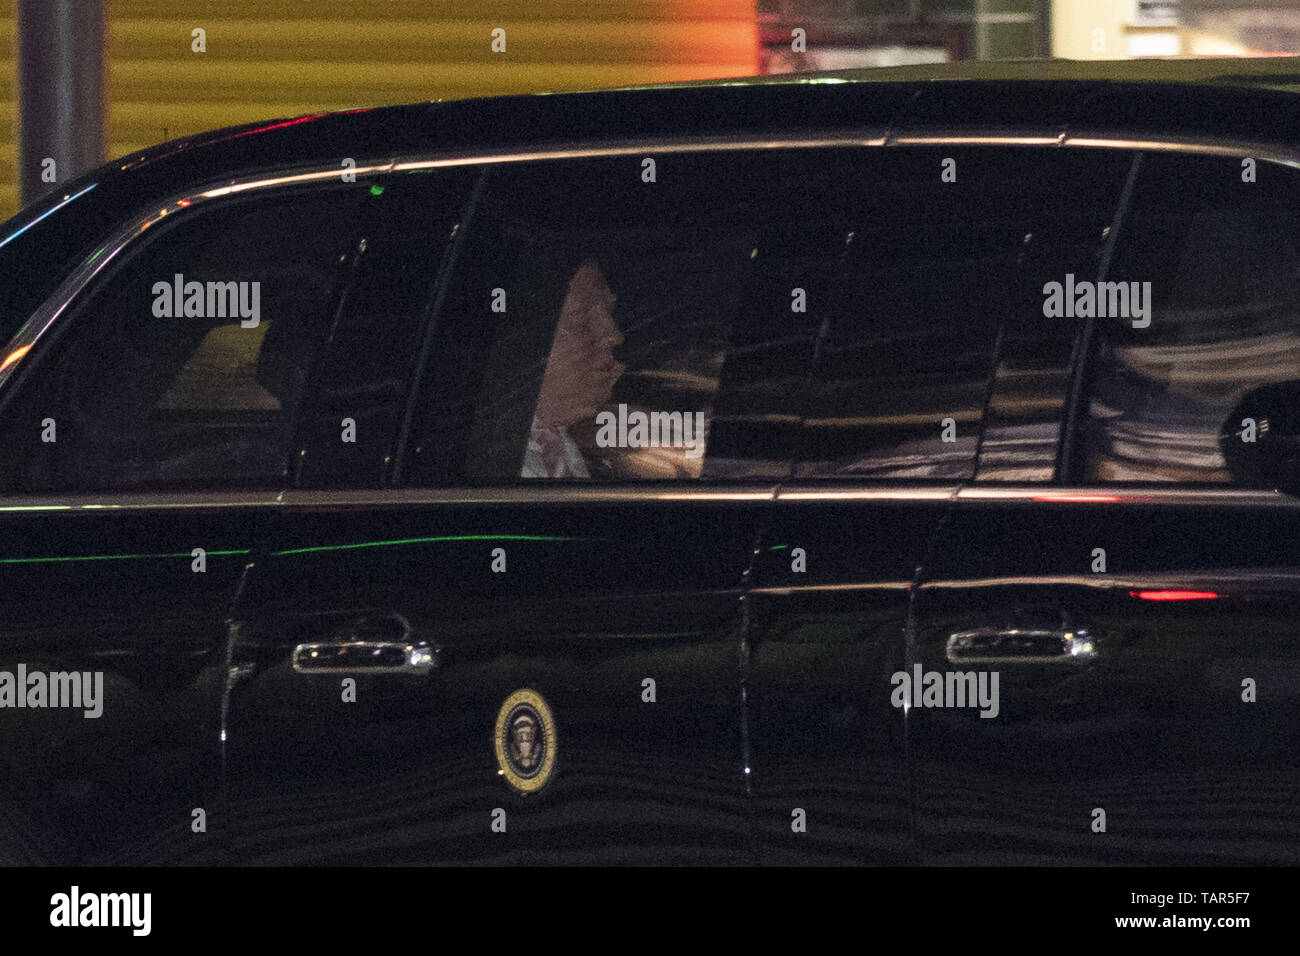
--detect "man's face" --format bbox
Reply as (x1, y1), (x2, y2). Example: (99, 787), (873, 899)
(533, 259), (625, 428)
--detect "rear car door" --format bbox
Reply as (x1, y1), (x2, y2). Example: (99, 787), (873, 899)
(0, 177), (364, 862)
(914, 145), (1300, 864)
(745, 143), (1135, 863)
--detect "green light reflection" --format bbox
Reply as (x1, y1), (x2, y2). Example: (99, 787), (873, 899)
(0, 548), (250, 565)
(273, 534), (576, 556)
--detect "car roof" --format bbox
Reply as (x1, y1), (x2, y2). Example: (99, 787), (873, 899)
(106, 57), (1300, 186)
(12, 57), (1300, 281)
(5, 57), (1300, 361)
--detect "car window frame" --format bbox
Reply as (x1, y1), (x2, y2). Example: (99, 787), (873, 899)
(292, 164), (486, 490)
(393, 133), (1265, 490)
(0, 163), (394, 494)
(8, 128), (1300, 498)
(1057, 142), (1300, 492)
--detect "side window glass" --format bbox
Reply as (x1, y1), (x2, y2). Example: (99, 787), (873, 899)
(407, 151), (814, 484)
(796, 147), (1130, 480)
(406, 146), (1136, 485)
(974, 148), (1136, 481)
(293, 168), (478, 488)
(1083, 152), (1300, 485)
(0, 186), (365, 492)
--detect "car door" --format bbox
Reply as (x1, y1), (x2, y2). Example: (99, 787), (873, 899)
(743, 142), (1138, 864)
(225, 150), (798, 864)
(0, 176), (364, 863)
(913, 145), (1300, 864)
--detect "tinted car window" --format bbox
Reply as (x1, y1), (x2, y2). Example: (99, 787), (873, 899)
(972, 148), (1136, 482)
(0, 186), (366, 492)
(796, 146), (1135, 480)
(292, 168), (478, 488)
(1082, 152), (1300, 484)
(402, 146), (1139, 485)
(406, 151), (815, 485)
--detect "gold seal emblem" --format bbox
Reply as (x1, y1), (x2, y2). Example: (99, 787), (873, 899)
(494, 688), (556, 795)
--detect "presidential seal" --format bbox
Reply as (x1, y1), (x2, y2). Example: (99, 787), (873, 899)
(494, 688), (556, 795)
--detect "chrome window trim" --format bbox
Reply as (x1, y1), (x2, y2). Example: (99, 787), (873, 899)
(777, 485), (959, 502)
(0, 489), (287, 512)
(280, 486), (783, 505)
(888, 131), (1066, 147)
(0, 160), (395, 395)
(392, 130), (893, 170)
(954, 485), (1295, 506)
(922, 569), (1300, 590)
(4, 124), (1300, 476)
(754, 568), (1300, 596)
(0, 486), (786, 511)
(0, 483), (1290, 512)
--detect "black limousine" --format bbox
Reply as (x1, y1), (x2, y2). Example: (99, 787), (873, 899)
(2, 59), (1299, 865)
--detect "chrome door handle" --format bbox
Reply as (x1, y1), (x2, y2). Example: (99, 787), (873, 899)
(292, 613), (438, 674)
(946, 628), (1096, 664)
(292, 640), (437, 674)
